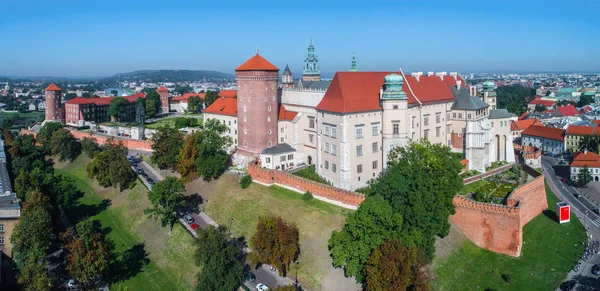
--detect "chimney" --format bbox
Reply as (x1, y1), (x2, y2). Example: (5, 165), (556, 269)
(585, 149), (588, 154)
(379, 87), (383, 99)
(411, 72), (422, 82)
(436, 71), (447, 81)
(427, 71), (434, 76)
(450, 72), (458, 80)
(457, 80), (462, 90)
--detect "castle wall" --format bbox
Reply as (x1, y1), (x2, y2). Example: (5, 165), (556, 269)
(21, 128), (153, 151)
(507, 176), (547, 225)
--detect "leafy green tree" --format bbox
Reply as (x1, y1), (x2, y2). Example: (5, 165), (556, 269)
(61, 219), (112, 289)
(364, 239), (429, 291)
(11, 192), (55, 269)
(545, 90), (551, 96)
(578, 136), (600, 153)
(195, 226), (244, 291)
(188, 95), (202, 112)
(329, 195), (403, 282)
(195, 118), (232, 180)
(86, 139), (135, 190)
(250, 216), (300, 277)
(107, 97), (131, 122)
(50, 128), (81, 161)
(49, 174), (81, 208)
(135, 98), (146, 124)
(174, 85), (193, 95)
(371, 140), (462, 258)
(578, 165), (593, 187)
(65, 92), (78, 100)
(37, 122), (63, 151)
(204, 91), (219, 108)
(17, 256), (54, 291)
(151, 125), (184, 170)
(534, 104), (546, 112)
(497, 85), (536, 116)
(240, 175), (252, 189)
(110, 90), (119, 96)
(274, 286), (298, 291)
(177, 132), (199, 182)
(144, 177), (186, 235)
(81, 136), (100, 158)
(578, 95), (594, 107)
(146, 91), (161, 118)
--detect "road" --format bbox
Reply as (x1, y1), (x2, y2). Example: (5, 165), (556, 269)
(542, 156), (600, 290)
(127, 152), (294, 291)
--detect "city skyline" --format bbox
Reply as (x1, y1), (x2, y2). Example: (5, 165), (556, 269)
(1, 0), (599, 76)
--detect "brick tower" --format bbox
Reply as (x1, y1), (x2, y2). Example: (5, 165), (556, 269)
(235, 53), (279, 157)
(44, 83), (64, 123)
(157, 86), (169, 113)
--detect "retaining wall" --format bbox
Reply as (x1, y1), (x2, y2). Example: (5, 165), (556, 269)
(463, 163), (515, 184)
(20, 128), (153, 151)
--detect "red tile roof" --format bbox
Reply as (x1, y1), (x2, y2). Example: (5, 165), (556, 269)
(171, 90), (237, 102)
(66, 94), (144, 106)
(520, 125), (565, 141)
(557, 104), (579, 116)
(219, 90), (237, 98)
(592, 120), (600, 126)
(235, 54), (279, 71)
(45, 83), (61, 91)
(566, 125), (598, 136)
(510, 118), (542, 131)
(518, 111), (530, 120)
(571, 151), (600, 168)
(278, 105), (298, 121)
(315, 72), (463, 114)
(528, 98), (555, 107)
(203, 97), (237, 117)
(156, 86), (168, 92)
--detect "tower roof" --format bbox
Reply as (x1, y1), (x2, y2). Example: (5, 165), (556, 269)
(156, 86), (168, 92)
(283, 64), (292, 75)
(45, 83), (61, 91)
(235, 54), (279, 71)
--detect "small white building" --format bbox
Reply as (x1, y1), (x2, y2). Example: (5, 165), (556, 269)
(571, 150), (600, 182)
(259, 143), (303, 171)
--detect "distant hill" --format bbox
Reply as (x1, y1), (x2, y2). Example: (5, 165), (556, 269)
(109, 70), (232, 82)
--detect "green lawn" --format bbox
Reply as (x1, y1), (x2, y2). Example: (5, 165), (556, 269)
(0, 111), (44, 118)
(56, 156), (198, 290)
(202, 176), (352, 290)
(145, 115), (203, 129)
(458, 180), (485, 195)
(433, 183), (586, 291)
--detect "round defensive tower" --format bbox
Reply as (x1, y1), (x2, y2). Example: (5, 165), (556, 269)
(235, 53), (279, 157)
(44, 83), (64, 123)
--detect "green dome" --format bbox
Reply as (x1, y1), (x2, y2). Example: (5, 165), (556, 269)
(385, 72), (403, 83)
(483, 81), (495, 88)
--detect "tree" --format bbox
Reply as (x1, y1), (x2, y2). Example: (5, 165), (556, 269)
(274, 286), (298, 291)
(578, 165), (593, 187)
(578, 95), (594, 107)
(50, 128), (81, 161)
(250, 216), (300, 277)
(364, 239), (429, 291)
(188, 95), (202, 112)
(107, 97), (131, 122)
(61, 219), (112, 289)
(86, 139), (135, 190)
(240, 175), (252, 189)
(174, 85), (193, 95)
(49, 174), (81, 208)
(329, 196), (404, 282)
(204, 91), (219, 108)
(546, 90), (551, 96)
(144, 177), (186, 235)
(37, 122), (63, 151)
(151, 125), (184, 170)
(177, 132), (199, 182)
(135, 98), (146, 124)
(578, 136), (600, 153)
(146, 90), (161, 118)
(496, 85), (536, 116)
(11, 192), (55, 269)
(534, 104), (546, 112)
(81, 136), (100, 158)
(195, 226), (244, 291)
(17, 256), (54, 291)
(195, 118), (232, 180)
(110, 90), (119, 96)
(14, 167), (47, 200)
(371, 140), (462, 259)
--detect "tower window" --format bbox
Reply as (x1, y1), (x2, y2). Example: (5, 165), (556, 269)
(393, 105), (399, 110)
(268, 129), (272, 135)
(243, 106), (247, 112)
(268, 106), (272, 112)
(244, 141), (248, 147)
(268, 117), (271, 122)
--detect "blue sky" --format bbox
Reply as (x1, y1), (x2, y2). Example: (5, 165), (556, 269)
(1, 0), (599, 76)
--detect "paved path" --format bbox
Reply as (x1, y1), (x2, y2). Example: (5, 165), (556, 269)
(542, 156), (600, 290)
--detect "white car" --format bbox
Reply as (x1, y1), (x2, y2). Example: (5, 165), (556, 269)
(256, 283), (270, 291)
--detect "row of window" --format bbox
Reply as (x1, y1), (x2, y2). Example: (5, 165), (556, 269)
(243, 105), (273, 112)
(355, 124), (379, 139)
(357, 161), (378, 173)
(423, 112), (443, 126)
(324, 124), (337, 138)
(324, 160), (337, 173)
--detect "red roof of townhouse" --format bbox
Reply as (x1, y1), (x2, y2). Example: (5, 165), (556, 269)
(219, 90), (237, 98)
(528, 98), (556, 107)
(518, 111), (530, 120)
(278, 105), (298, 121)
(171, 90), (238, 102)
(156, 86), (168, 92)
(203, 97), (237, 117)
(571, 151), (600, 168)
(510, 118), (542, 131)
(235, 54), (279, 71)
(592, 120), (600, 126)
(45, 83), (61, 91)
(557, 104), (579, 116)
(566, 125), (598, 136)
(316, 72), (464, 114)
(520, 125), (565, 141)
(66, 94), (145, 106)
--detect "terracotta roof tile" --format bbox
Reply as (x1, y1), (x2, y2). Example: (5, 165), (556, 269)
(172, 93), (205, 102)
(315, 72), (462, 114)
(45, 83), (61, 91)
(557, 104), (579, 116)
(571, 151), (600, 168)
(510, 118), (542, 131)
(278, 105), (298, 121)
(518, 111), (530, 120)
(528, 98), (556, 107)
(566, 125), (598, 136)
(66, 94), (144, 106)
(203, 97), (237, 117)
(521, 125), (565, 141)
(156, 86), (168, 92)
(235, 54), (279, 71)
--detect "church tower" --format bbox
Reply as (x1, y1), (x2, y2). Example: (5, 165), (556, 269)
(349, 52), (358, 72)
(302, 40), (320, 81)
(282, 64), (294, 89)
(235, 52), (279, 157)
(482, 81), (497, 109)
(381, 70), (409, 166)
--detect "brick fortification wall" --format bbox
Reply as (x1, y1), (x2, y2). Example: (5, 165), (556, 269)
(248, 163), (365, 209)
(463, 163), (515, 184)
(21, 128), (152, 151)
(450, 176), (547, 256)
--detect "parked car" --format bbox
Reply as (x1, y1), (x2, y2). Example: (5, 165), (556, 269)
(184, 214), (194, 224)
(243, 271), (256, 282)
(574, 192), (581, 198)
(190, 223), (200, 231)
(595, 208), (600, 215)
(67, 279), (78, 289)
(592, 264), (600, 275)
(175, 207), (185, 217)
(561, 177), (567, 183)
(256, 283), (270, 291)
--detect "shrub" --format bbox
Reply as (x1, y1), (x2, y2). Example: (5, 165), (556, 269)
(302, 191), (313, 201)
(240, 175), (252, 189)
(502, 274), (512, 284)
(293, 165), (332, 185)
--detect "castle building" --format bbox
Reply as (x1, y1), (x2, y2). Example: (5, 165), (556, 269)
(204, 42), (514, 190)
(64, 92), (146, 126)
(44, 83), (65, 123)
(157, 86), (170, 113)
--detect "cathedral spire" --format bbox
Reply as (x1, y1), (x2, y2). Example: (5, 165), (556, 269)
(349, 51), (358, 72)
(302, 40), (320, 81)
